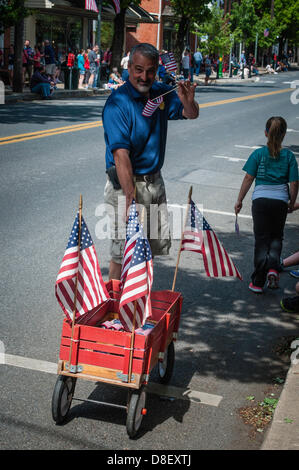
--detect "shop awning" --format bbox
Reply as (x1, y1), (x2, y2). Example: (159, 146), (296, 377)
(26, 0), (158, 23)
(101, 3), (158, 24)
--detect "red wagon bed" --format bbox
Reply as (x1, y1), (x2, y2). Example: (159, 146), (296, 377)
(52, 280), (183, 437)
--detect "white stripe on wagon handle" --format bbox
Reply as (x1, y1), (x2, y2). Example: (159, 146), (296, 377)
(3, 354), (223, 407)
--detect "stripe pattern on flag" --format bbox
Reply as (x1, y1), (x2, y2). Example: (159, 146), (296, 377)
(112, 0), (120, 14)
(55, 213), (110, 321)
(182, 199), (242, 280)
(119, 201), (153, 332)
(142, 96), (163, 117)
(160, 52), (177, 72)
(85, 0), (98, 12)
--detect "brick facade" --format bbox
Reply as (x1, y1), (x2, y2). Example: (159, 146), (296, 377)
(126, 0), (168, 52)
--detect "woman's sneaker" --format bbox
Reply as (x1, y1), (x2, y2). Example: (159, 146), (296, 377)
(267, 269), (279, 289)
(290, 270), (299, 279)
(249, 282), (263, 293)
(280, 296), (299, 313)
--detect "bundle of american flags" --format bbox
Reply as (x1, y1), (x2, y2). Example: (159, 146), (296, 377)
(55, 212), (110, 322)
(182, 199), (242, 280)
(142, 96), (164, 117)
(160, 52), (177, 72)
(85, 0), (98, 13)
(119, 200), (153, 332)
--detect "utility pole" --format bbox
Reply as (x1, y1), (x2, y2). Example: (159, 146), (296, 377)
(254, 32), (258, 63)
(96, 0), (102, 87)
(271, 0), (274, 19)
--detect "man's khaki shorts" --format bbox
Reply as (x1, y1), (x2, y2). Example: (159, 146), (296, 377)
(104, 173), (171, 264)
(45, 64), (56, 75)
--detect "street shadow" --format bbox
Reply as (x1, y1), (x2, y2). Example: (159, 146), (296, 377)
(63, 378), (190, 439)
(149, 221), (299, 389)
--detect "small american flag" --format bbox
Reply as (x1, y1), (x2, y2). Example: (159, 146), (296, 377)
(85, 0), (98, 12)
(182, 199), (242, 280)
(55, 212), (109, 322)
(119, 201), (153, 332)
(112, 0), (121, 14)
(264, 28), (269, 37)
(142, 96), (163, 117)
(160, 52), (177, 72)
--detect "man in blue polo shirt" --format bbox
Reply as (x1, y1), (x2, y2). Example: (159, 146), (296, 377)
(103, 43), (199, 280)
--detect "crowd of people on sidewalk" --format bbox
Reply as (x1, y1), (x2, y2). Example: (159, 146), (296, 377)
(3, 39), (297, 99)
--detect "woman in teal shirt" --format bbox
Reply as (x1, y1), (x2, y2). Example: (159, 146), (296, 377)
(235, 116), (298, 293)
(77, 49), (85, 89)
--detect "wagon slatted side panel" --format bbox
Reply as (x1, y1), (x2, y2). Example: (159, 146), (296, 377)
(59, 320), (149, 388)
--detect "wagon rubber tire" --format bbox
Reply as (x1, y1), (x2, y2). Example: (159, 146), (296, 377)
(126, 387), (147, 438)
(158, 341), (175, 384)
(51, 375), (76, 424)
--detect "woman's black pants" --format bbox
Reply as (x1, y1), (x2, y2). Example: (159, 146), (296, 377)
(251, 197), (288, 287)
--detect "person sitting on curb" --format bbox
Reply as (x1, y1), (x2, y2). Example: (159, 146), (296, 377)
(106, 68), (124, 90)
(280, 201), (299, 313)
(30, 65), (55, 100)
(280, 280), (299, 313)
(280, 201), (299, 278)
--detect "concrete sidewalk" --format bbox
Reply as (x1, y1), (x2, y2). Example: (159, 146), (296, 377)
(3, 84), (111, 104)
(3, 64), (299, 105)
(3, 68), (270, 104)
(261, 361), (299, 450)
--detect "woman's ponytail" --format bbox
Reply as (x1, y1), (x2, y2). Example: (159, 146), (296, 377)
(266, 116), (287, 158)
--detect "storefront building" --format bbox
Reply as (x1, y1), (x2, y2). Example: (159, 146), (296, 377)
(1, 0), (157, 68)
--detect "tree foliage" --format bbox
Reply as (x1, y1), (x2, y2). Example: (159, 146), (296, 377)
(199, 3), (231, 56)
(169, 0), (210, 64)
(229, 0), (259, 46)
(0, 0), (29, 34)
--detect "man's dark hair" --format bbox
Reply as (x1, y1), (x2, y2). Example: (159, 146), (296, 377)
(129, 43), (159, 67)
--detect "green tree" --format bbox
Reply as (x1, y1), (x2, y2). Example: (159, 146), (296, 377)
(169, 0), (210, 65)
(253, 0), (299, 54)
(199, 3), (231, 57)
(271, 0), (299, 50)
(230, 0), (259, 47)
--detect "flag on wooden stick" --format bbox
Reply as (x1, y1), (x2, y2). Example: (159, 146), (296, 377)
(55, 212), (110, 322)
(85, 0), (98, 12)
(142, 96), (163, 117)
(182, 199), (242, 280)
(160, 52), (177, 72)
(119, 200), (153, 332)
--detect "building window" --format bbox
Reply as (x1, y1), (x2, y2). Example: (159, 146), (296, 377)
(36, 14), (83, 55)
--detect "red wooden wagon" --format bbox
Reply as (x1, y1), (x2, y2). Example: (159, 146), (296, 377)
(51, 279), (183, 437)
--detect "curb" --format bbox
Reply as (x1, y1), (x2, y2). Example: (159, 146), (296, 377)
(261, 361), (299, 450)
(4, 87), (111, 104)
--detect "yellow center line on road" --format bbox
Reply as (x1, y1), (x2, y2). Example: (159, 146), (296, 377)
(0, 88), (292, 145)
(0, 121), (102, 145)
(199, 87), (292, 108)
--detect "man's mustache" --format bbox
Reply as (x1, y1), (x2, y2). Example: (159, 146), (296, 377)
(137, 79), (151, 86)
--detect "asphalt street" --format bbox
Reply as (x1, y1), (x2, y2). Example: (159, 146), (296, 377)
(0, 71), (299, 452)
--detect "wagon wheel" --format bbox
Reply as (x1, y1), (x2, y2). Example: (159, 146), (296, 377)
(126, 387), (147, 438)
(158, 341), (175, 384)
(51, 375), (77, 424)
